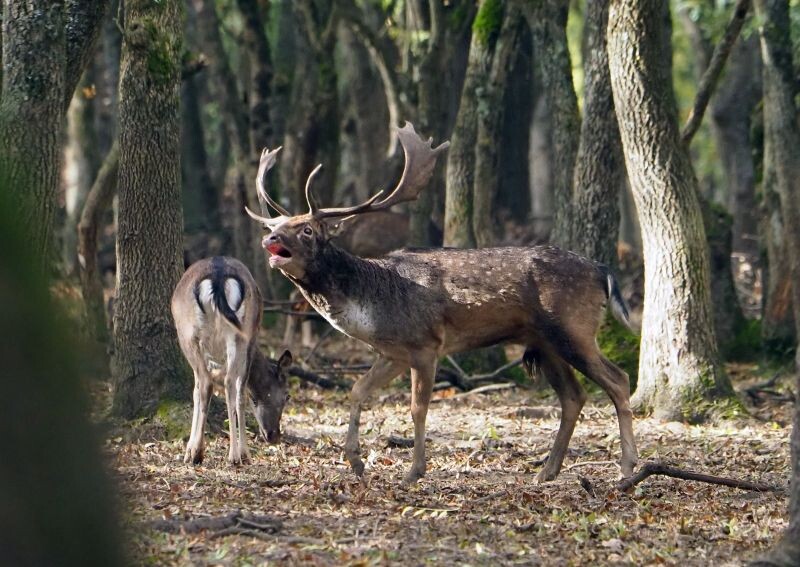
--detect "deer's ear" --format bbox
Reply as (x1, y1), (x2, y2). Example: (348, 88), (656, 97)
(277, 349), (293, 370)
(326, 216), (356, 239)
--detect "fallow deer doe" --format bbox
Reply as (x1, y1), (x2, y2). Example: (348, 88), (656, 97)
(246, 123), (637, 484)
(172, 257), (292, 465)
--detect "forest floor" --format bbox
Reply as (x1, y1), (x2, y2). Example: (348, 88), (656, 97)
(102, 332), (795, 567)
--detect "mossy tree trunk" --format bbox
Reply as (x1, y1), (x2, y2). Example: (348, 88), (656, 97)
(523, 0), (580, 249)
(570, 0), (624, 266)
(0, 1), (66, 274)
(608, 0), (733, 421)
(111, 0), (190, 418)
(749, 4), (800, 561)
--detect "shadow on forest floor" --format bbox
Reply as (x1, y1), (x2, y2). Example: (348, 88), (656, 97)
(102, 336), (792, 566)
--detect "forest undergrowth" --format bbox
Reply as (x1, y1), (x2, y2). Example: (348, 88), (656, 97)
(98, 332), (794, 566)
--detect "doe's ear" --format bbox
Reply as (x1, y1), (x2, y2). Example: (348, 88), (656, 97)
(277, 349), (293, 370)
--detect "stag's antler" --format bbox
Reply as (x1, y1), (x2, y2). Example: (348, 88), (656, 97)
(245, 147), (291, 228)
(308, 121), (449, 220)
(247, 122), (449, 226)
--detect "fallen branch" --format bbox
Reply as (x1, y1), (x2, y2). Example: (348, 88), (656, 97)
(432, 382), (516, 402)
(616, 462), (785, 493)
(148, 510), (282, 535)
(288, 366), (352, 390)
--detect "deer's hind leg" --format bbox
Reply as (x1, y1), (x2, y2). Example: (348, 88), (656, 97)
(184, 364), (213, 465)
(526, 345), (587, 482)
(224, 335), (250, 465)
(345, 356), (408, 477)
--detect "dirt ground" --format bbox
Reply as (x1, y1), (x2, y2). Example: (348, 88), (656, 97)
(103, 331), (795, 567)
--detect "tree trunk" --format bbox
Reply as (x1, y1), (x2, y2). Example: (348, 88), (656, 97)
(443, 5), (493, 248)
(111, 0), (189, 418)
(78, 141), (118, 349)
(63, 70), (102, 276)
(524, 0), (580, 249)
(608, 0), (733, 421)
(529, 94), (554, 239)
(711, 37), (761, 257)
(751, 3), (800, 560)
(569, 0), (624, 266)
(0, 1), (66, 274)
(473, 3), (521, 248)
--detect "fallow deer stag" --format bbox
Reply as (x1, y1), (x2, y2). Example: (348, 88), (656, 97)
(172, 257), (292, 465)
(246, 122), (637, 484)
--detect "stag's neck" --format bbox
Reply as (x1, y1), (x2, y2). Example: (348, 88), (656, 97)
(290, 244), (396, 340)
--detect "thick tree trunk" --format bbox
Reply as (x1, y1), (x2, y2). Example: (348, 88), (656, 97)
(443, 9), (492, 248)
(570, 0), (624, 266)
(237, 0), (274, 151)
(608, 0), (732, 421)
(0, 1), (66, 274)
(78, 141), (118, 349)
(529, 94), (554, 239)
(750, 5), (800, 560)
(111, 0), (189, 418)
(524, 0), (579, 249)
(473, 3), (521, 248)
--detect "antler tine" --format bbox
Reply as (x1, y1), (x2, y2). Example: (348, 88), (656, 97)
(312, 122), (449, 220)
(256, 147), (292, 217)
(244, 205), (290, 230)
(375, 121), (449, 209)
(304, 164), (323, 215)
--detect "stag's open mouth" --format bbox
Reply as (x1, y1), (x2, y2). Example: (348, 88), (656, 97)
(266, 242), (293, 267)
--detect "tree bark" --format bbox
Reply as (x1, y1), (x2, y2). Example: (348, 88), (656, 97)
(524, 0), (579, 249)
(608, 0), (733, 420)
(78, 141), (118, 348)
(63, 70), (102, 276)
(569, 0), (624, 266)
(0, 1), (66, 274)
(63, 0), (108, 109)
(443, 4), (493, 248)
(111, 0), (190, 418)
(472, 3), (521, 248)
(750, 4), (800, 560)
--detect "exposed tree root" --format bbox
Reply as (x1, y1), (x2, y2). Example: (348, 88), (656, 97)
(616, 461), (785, 493)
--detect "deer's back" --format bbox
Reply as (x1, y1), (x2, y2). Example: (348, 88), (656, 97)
(373, 245), (608, 353)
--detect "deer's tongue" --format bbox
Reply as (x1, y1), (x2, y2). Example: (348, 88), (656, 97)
(266, 243), (292, 267)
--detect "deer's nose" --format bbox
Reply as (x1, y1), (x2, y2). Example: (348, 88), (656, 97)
(262, 233), (281, 249)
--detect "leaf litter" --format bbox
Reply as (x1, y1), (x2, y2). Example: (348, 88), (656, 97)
(102, 341), (792, 566)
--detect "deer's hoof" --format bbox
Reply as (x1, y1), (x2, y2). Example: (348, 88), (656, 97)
(535, 467), (558, 484)
(402, 467), (425, 486)
(349, 457), (365, 478)
(184, 446), (204, 465)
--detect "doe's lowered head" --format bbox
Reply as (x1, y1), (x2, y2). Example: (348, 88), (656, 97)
(248, 349), (293, 444)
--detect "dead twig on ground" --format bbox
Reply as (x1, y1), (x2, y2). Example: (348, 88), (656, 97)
(432, 382), (516, 402)
(148, 510), (282, 535)
(616, 462), (785, 493)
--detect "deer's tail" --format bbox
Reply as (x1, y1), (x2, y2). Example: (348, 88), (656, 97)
(193, 257), (245, 330)
(599, 265), (633, 332)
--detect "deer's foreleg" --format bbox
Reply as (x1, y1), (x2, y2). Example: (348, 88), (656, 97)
(185, 369), (212, 465)
(345, 357), (407, 477)
(405, 350), (437, 485)
(225, 338), (250, 465)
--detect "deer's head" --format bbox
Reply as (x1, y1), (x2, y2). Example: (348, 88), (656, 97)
(246, 122), (449, 280)
(249, 349), (293, 444)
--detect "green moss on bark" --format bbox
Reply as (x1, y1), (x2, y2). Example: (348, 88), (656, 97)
(472, 0), (504, 46)
(597, 314), (639, 392)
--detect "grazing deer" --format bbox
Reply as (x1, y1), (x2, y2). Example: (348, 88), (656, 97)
(246, 123), (637, 484)
(171, 257), (292, 465)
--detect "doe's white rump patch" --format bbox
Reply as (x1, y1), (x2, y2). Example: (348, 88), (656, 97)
(224, 278), (243, 312)
(198, 279), (214, 306)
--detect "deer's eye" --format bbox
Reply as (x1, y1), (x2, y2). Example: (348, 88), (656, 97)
(302, 226), (313, 236)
